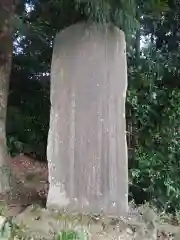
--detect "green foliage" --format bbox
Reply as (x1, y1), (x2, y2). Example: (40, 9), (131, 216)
(128, 40), (180, 212)
(75, 0), (139, 41)
(56, 229), (88, 240)
(0, 217), (22, 240)
(0, 218), (11, 240)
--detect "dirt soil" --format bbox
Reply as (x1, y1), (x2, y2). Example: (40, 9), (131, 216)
(0, 154), (49, 216)
(9, 154), (49, 196)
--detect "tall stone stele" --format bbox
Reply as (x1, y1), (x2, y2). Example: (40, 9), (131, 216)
(47, 22), (128, 216)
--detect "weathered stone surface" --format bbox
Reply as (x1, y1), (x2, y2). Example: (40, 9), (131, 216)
(47, 22), (128, 216)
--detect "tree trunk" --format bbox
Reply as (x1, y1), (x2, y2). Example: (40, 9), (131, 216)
(0, 2), (48, 211)
(0, 0), (15, 194)
(135, 30), (140, 61)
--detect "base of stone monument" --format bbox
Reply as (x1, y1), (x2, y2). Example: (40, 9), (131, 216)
(47, 184), (128, 217)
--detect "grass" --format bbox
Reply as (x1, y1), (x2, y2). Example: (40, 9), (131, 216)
(0, 223), (89, 240)
(56, 230), (89, 240)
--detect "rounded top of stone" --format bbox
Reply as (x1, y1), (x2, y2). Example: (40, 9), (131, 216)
(55, 21), (125, 46)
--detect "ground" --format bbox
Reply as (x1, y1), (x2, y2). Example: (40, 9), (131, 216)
(1, 203), (180, 239)
(9, 154), (49, 198)
(0, 154), (49, 216)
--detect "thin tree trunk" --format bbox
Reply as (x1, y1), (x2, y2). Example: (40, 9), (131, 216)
(0, 0), (15, 194)
(135, 30), (140, 61)
(135, 6), (140, 63)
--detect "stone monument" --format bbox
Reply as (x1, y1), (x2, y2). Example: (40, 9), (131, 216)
(47, 22), (128, 216)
